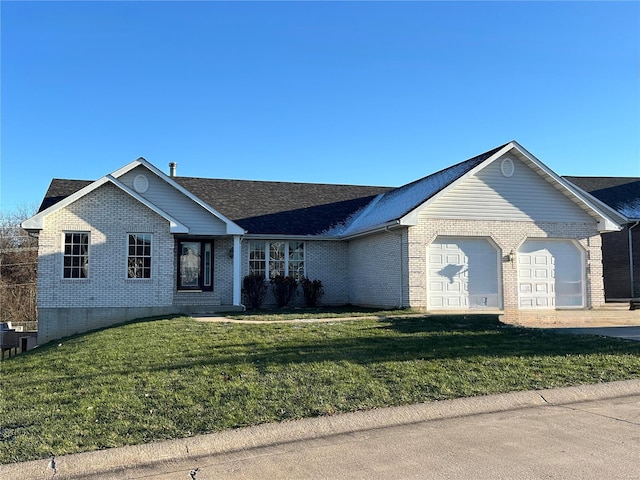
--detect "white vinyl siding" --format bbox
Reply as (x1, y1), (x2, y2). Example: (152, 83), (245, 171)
(119, 166), (228, 235)
(422, 157), (593, 223)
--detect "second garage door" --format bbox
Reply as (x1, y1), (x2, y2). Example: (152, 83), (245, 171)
(518, 239), (584, 308)
(428, 237), (500, 309)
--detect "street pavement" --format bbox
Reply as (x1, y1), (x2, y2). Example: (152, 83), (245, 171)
(3, 380), (639, 480)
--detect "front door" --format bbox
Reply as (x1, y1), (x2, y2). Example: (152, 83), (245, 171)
(178, 240), (213, 291)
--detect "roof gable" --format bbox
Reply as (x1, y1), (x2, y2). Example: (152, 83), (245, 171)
(24, 158), (245, 235)
(331, 143), (509, 236)
(23, 175), (189, 233)
(24, 142), (623, 237)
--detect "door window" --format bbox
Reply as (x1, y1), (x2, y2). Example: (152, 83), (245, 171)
(178, 240), (213, 291)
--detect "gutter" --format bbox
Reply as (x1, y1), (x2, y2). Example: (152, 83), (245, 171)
(339, 220), (403, 241)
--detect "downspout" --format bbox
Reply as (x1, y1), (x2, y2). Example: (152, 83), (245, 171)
(629, 221), (639, 307)
(385, 223), (404, 309)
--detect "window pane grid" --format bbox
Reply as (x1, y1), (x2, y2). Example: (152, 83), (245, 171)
(249, 241), (266, 277)
(63, 233), (89, 279)
(128, 234), (152, 279)
(248, 241), (305, 280)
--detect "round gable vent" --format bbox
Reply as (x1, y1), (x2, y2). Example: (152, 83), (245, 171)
(133, 174), (149, 193)
(500, 157), (515, 178)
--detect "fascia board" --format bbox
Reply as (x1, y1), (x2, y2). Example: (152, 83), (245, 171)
(399, 143), (516, 224)
(122, 158), (246, 235)
(110, 158), (145, 178)
(563, 181), (628, 225)
(338, 220), (402, 240)
(105, 175), (189, 233)
(21, 176), (113, 230)
(243, 234), (343, 241)
(511, 141), (623, 232)
(21, 175), (190, 234)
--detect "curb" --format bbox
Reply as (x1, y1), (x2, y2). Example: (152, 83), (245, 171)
(3, 379), (640, 479)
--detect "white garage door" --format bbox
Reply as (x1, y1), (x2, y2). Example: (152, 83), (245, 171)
(427, 238), (500, 309)
(518, 240), (584, 308)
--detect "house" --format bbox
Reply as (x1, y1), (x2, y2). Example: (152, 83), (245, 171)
(563, 176), (640, 302)
(23, 141), (623, 343)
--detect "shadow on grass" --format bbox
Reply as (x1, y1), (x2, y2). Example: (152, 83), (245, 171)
(14, 315), (638, 387)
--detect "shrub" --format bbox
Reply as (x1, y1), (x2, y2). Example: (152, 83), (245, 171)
(300, 277), (324, 307)
(270, 275), (298, 308)
(242, 274), (267, 310)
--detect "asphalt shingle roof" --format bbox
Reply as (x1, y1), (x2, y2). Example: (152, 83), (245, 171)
(564, 176), (640, 220)
(37, 143), (510, 236)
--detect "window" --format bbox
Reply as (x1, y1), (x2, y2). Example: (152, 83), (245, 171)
(128, 234), (152, 279)
(63, 232), (89, 279)
(249, 241), (305, 280)
(177, 240), (213, 291)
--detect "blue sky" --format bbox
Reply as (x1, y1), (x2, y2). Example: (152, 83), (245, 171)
(1, 1), (639, 214)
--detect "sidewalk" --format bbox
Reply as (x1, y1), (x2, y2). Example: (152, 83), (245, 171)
(3, 379), (639, 479)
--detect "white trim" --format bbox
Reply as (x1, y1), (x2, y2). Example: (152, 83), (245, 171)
(400, 142), (622, 233)
(517, 238), (586, 309)
(248, 240), (306, 280)
(232, 235), (242, 306)
(61, 231), (90, 280)
(126, 233), (153, 280)
(111, 158), (245, 235)
(426, 235), (503, 310)
(22, 174), (189, 234)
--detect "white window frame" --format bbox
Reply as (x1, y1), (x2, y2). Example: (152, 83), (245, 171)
(127, 233), (153, 280)
(62, 231), (90, 279)
(248, 240), (306, 280)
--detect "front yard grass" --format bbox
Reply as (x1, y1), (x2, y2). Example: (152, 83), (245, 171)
(1, 313), (640, 464)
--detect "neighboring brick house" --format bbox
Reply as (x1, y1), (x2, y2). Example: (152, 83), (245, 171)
(564, 176), (640, 301)
(23, 141), (622, 343)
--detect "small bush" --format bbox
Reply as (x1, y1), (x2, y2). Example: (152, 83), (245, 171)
(271, 275), (298, 308)
(242, 274), (267, 310)
(301, 277), (324, 307)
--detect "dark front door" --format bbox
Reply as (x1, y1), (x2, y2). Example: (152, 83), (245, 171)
(178, 240), (213, 291)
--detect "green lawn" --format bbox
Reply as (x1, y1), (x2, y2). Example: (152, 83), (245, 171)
(1, 312), (639, 464)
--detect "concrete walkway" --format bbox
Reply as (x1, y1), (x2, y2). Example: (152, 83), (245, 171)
(2, 380), (639, 480)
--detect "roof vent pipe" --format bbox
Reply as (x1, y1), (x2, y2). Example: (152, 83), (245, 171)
(169, 162), (177, 177)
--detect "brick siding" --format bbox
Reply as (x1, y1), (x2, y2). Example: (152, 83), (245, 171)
(407, 217), (605, 320)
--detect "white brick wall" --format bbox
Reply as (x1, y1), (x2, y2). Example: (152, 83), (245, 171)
(34, 182), (606, 341)
(407, 217), (605, 315)
(348, 230), (408, 308)
(38, 183), (176, 310)
(36, 184), (180, 342)
(238, 239), (349, 307)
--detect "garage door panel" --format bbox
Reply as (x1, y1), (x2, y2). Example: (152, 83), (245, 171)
(518, 240), (584, 309)
(428, 238), (500, 310)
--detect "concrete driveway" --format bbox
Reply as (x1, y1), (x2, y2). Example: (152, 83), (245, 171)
(545, 326), (640, 342)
